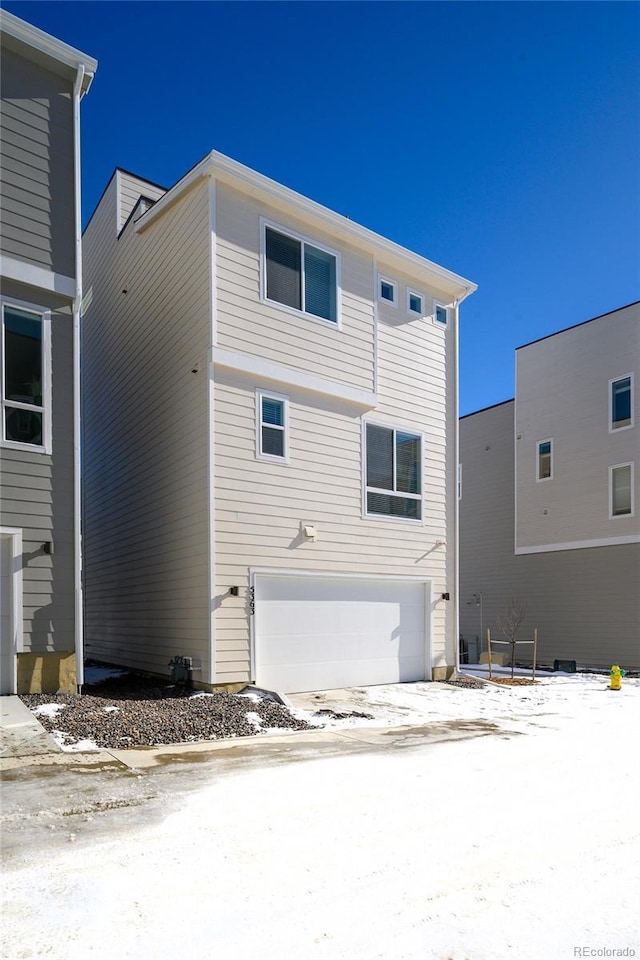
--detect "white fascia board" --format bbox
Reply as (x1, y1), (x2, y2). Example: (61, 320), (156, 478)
(515, 534), (640, 554)
(213, 347), (377, 408)
(0, 9), (97, 92)
(135, 150), (477, 300)
(0, 255), (76, 299)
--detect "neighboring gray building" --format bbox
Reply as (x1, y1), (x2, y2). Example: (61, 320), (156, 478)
(82, 154), (476, 693)
(0, 11), (96, 693)
(459, 302), (640, 672)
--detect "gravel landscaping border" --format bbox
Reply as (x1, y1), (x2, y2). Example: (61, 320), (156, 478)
(21, 670), (311, 749)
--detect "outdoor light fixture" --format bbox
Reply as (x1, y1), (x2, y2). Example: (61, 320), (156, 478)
(43, 541), (54, 555)
(442, 593), (450, 601)
(229, 586), (239, 596)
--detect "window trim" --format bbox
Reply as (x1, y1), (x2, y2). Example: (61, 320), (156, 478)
(609, 373), (634, 433)
(433, 299), (449, 328)
(256, 388), (290, 463)
(407, 289), (424, 315)
(1, 297), (52, 455)
(536, 438), (553, 482)
(260, 218), (342, 329)
(362, 418), (424, 524)
(378, 276), (397, 307)
(609, 461), (634, 519)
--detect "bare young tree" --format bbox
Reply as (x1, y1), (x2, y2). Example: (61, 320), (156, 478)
(497, 599), (526, 678)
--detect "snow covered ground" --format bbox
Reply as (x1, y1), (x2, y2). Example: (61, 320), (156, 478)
(2, 674), (639, 960)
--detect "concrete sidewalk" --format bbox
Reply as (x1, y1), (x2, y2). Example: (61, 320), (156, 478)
(0, 696), (64, 759)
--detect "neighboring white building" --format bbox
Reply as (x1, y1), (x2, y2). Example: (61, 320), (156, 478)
(0, 11), (96, 694)
(460, 302), (639, 671)
(81, 152), (476, 693)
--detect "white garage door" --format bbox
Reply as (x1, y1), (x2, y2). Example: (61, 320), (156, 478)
(254, 575), (429, 693)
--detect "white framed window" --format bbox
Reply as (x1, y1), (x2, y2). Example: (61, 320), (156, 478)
(609, 374), (633, 432)
(261, 220), (339, 325)
(1, 298), (51, 454)
(378, 277), (397, 306)
(433, 300), (449, 327)
(407, 290), (424, 315)
(536, 439), (553, 481)
(364, 421), (422, 521)
(256, 389), (289, 462)
(609, 462), (634, 518)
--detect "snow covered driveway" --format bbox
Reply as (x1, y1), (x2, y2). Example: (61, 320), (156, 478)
(1, 674), (639, 960)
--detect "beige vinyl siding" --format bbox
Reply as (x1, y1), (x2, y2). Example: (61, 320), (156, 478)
(0, 299), (75, 653)
(213, 278), (454, 684)
(117, 171), (166, 232)
(0, 46), (75, 278)
(516, 304), (640, 549)
(459, 401), (640, 670)
(82, 174), (212, 678)
(215, 184), (375, 393)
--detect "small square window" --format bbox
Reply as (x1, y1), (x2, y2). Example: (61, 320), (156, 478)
(379, 278), (396, 304)
(257, 390), (289, 461)
(434, 303), (448, 326)
(408, 291), (423, 314)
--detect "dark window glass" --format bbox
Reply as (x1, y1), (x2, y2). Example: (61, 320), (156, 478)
(396, 432), (421, 494)
(367, 492), (420, 520)
(304, 244), (336, 322)
(5, 408), (42, 445)
(366, 424), (394, 490)
(435, 305), (448, 325)
(262, 397), (284, 427)
(380, 281), (394, 302)
(4, 308), (42, 406)
(612, 378), (631, 428)
(409, 294), (422, 313)
(261, 426), (284, 458)
(265, 228), (301, 311)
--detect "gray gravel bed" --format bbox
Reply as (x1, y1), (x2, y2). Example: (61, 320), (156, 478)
(21, 674), (311, 748)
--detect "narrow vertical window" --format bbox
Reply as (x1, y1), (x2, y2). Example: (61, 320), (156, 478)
(408, 291), (423, 314)
(610, 463), (633, 517)
(1, 302), (49, 451)
(537, 439), (552, 481)
(610, 376), (633, 431)
(257, 391), (288, 461)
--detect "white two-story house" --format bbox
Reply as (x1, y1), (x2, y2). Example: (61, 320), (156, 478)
(82, 152), (476, 693)
(459, 302), (639, 671)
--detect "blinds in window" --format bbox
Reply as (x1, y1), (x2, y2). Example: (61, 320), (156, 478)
(265, 228), (301, 310)
(304, 244), (336, 322)
(366, 424), (394, 490)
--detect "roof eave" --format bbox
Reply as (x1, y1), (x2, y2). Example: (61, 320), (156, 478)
(0, 9), (97, 90)
(136, 150), (477, 299)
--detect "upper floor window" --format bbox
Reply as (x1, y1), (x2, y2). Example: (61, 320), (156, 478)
(256, 389), (289, 462)
(379, 278), (396, 305)
(365, 422), (422, 520)
(434, 301), (449, 327)
(609, 462), (633, 518)
(263, 224), (338, 324)
(537, 439), (553, 481)
(1, 300), (51, 453)
(610, 375), (633, 431)
(408, 290), (423, 315)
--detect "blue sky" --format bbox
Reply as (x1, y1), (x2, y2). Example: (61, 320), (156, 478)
(5, 1), (639, 414)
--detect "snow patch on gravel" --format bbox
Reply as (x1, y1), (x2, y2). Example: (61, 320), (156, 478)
(33, 703), (66, 719)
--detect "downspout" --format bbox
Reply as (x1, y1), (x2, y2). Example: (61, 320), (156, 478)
(72, 64), (85, 690)
(452, 285), (475, 677)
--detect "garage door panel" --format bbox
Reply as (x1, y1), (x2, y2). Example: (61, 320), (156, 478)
(258, 628), (425, 667)
(258, 654), (425, 695)
(255, 575), (428, 693)
(259, 600), (424, 640)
